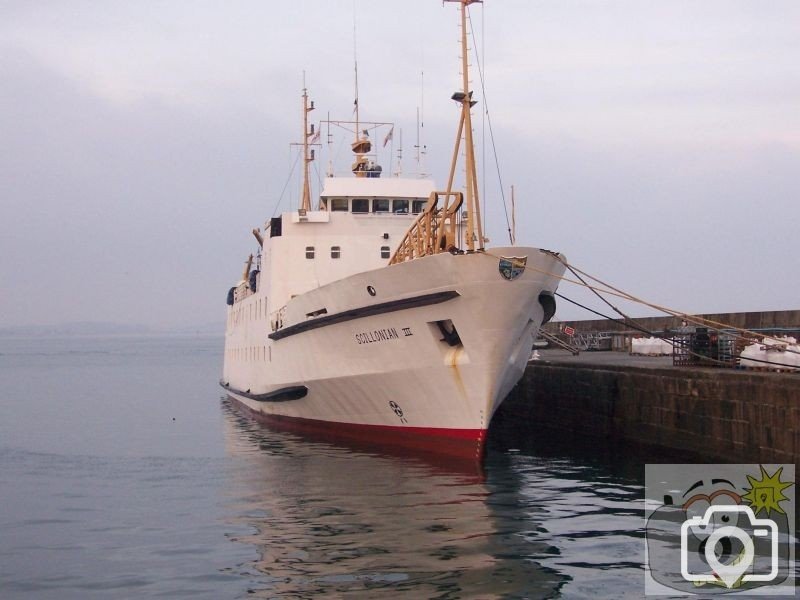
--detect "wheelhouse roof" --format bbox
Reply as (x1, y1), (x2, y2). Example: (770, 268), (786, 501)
(320, 177), (436, 199)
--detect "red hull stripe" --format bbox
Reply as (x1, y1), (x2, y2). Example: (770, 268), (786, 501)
(228, 396), (487, 461)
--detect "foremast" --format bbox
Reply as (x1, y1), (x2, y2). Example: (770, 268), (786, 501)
(449, 0), (484, 253)
(300, 86), (315, 211)
(390, 0), (484, 265)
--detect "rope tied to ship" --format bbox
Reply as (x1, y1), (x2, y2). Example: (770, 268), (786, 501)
(476, 248), (800, 368)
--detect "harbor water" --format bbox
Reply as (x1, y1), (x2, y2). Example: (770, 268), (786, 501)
(1, 334), (663, 598)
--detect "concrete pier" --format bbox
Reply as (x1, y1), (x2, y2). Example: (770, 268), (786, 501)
(499, 350), (800, 463)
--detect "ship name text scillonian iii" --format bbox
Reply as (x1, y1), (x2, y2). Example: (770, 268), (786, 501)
(221, 0), (566, 460)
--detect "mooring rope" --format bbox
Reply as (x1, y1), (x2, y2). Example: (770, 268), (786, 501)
(559, 259), (800, 357)
(555, 291), (799, 370)
(476, 248), (799, 363)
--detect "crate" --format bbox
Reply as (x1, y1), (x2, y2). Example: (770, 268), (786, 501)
(672, 329), (738, 368)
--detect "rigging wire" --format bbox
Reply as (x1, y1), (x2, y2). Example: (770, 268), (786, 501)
(270, 150), (302, 219)
(480, 7), (486, 238)
(312, 158), (322, 210)
(468, 9), (512, 245)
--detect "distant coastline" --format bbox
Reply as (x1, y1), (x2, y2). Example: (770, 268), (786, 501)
(0, 321), (222, 337)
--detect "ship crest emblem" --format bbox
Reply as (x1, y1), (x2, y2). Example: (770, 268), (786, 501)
(498, 256), (527, 280)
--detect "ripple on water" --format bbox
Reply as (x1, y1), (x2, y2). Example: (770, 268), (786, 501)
(216, 402), (654, 599)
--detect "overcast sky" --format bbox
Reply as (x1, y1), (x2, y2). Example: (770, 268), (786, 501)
(1, 0), (798, 330)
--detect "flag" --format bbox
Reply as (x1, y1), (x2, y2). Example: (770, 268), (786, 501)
(353, 98), (358, 114)
(382, 126), (394, 148)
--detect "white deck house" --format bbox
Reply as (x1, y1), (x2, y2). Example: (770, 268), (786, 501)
(264, 177), (436, 311)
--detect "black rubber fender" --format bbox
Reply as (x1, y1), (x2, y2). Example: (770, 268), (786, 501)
(539, 293), (556, 325)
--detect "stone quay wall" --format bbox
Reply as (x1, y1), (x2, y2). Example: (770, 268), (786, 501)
(501, 361), (800, 463)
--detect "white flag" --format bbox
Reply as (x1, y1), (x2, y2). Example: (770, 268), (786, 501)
(382, 126), (394, 147)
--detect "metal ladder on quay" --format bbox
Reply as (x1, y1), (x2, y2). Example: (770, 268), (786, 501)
(538, 331), (581, 355)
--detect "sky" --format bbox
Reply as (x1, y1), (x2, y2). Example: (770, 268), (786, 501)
(1, 0), (798, 330)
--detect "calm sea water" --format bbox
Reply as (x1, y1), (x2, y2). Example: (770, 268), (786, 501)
(1, 334), (658, 598)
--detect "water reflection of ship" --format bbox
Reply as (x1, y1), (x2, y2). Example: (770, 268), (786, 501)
(220, 399), (566, 598)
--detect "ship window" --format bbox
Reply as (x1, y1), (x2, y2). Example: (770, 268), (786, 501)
(352, 198), (369, 213)
(412, 199), (426, 214)
(331, 198), (348, 212)
(393, 199), (409, 214)
(305, 246), (315, 259)
(372, 198), (390, 213)
(381, 246), (390, 259)
(331, 245), (341, 259)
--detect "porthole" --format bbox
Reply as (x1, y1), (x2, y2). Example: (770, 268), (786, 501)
(367, 285), (376, 296)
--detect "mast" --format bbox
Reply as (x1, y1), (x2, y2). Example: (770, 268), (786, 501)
(445, 0), (484, 252)
(388, 0), (486, 265)
(350, 9), (371, 176)
(300, 84), (315, 212)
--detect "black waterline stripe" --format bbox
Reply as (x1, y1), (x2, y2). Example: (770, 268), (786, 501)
(268, 290), (460, 341)
(220, 381), (308, 402)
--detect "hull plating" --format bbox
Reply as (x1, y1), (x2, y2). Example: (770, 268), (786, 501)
(223, 247), (565, 458)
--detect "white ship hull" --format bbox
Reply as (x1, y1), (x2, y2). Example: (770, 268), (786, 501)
(222, 246), (565, 459)
(223, 2), (566, 460)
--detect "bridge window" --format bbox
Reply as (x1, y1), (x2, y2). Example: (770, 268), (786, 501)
(352, 198), (369, 213)
(412, 199), (426, 214)
(372, 198), (390, 213)
(331, 246), (341, 259)
(393, 199), (409, 214)
(305, 246), (315, 259)
(381, 246), (390, 259)
(331, 198), (348, 212)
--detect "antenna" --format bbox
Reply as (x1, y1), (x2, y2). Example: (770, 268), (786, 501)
(353, 6), (359, 140)
(395, 128), (403, 177)
(414, 71), (428, 178)
(349, 5), (371, 176)
(415, 107), (421, 175)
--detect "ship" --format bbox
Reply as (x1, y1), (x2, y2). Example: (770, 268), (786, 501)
(221, 0), (566, 460)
